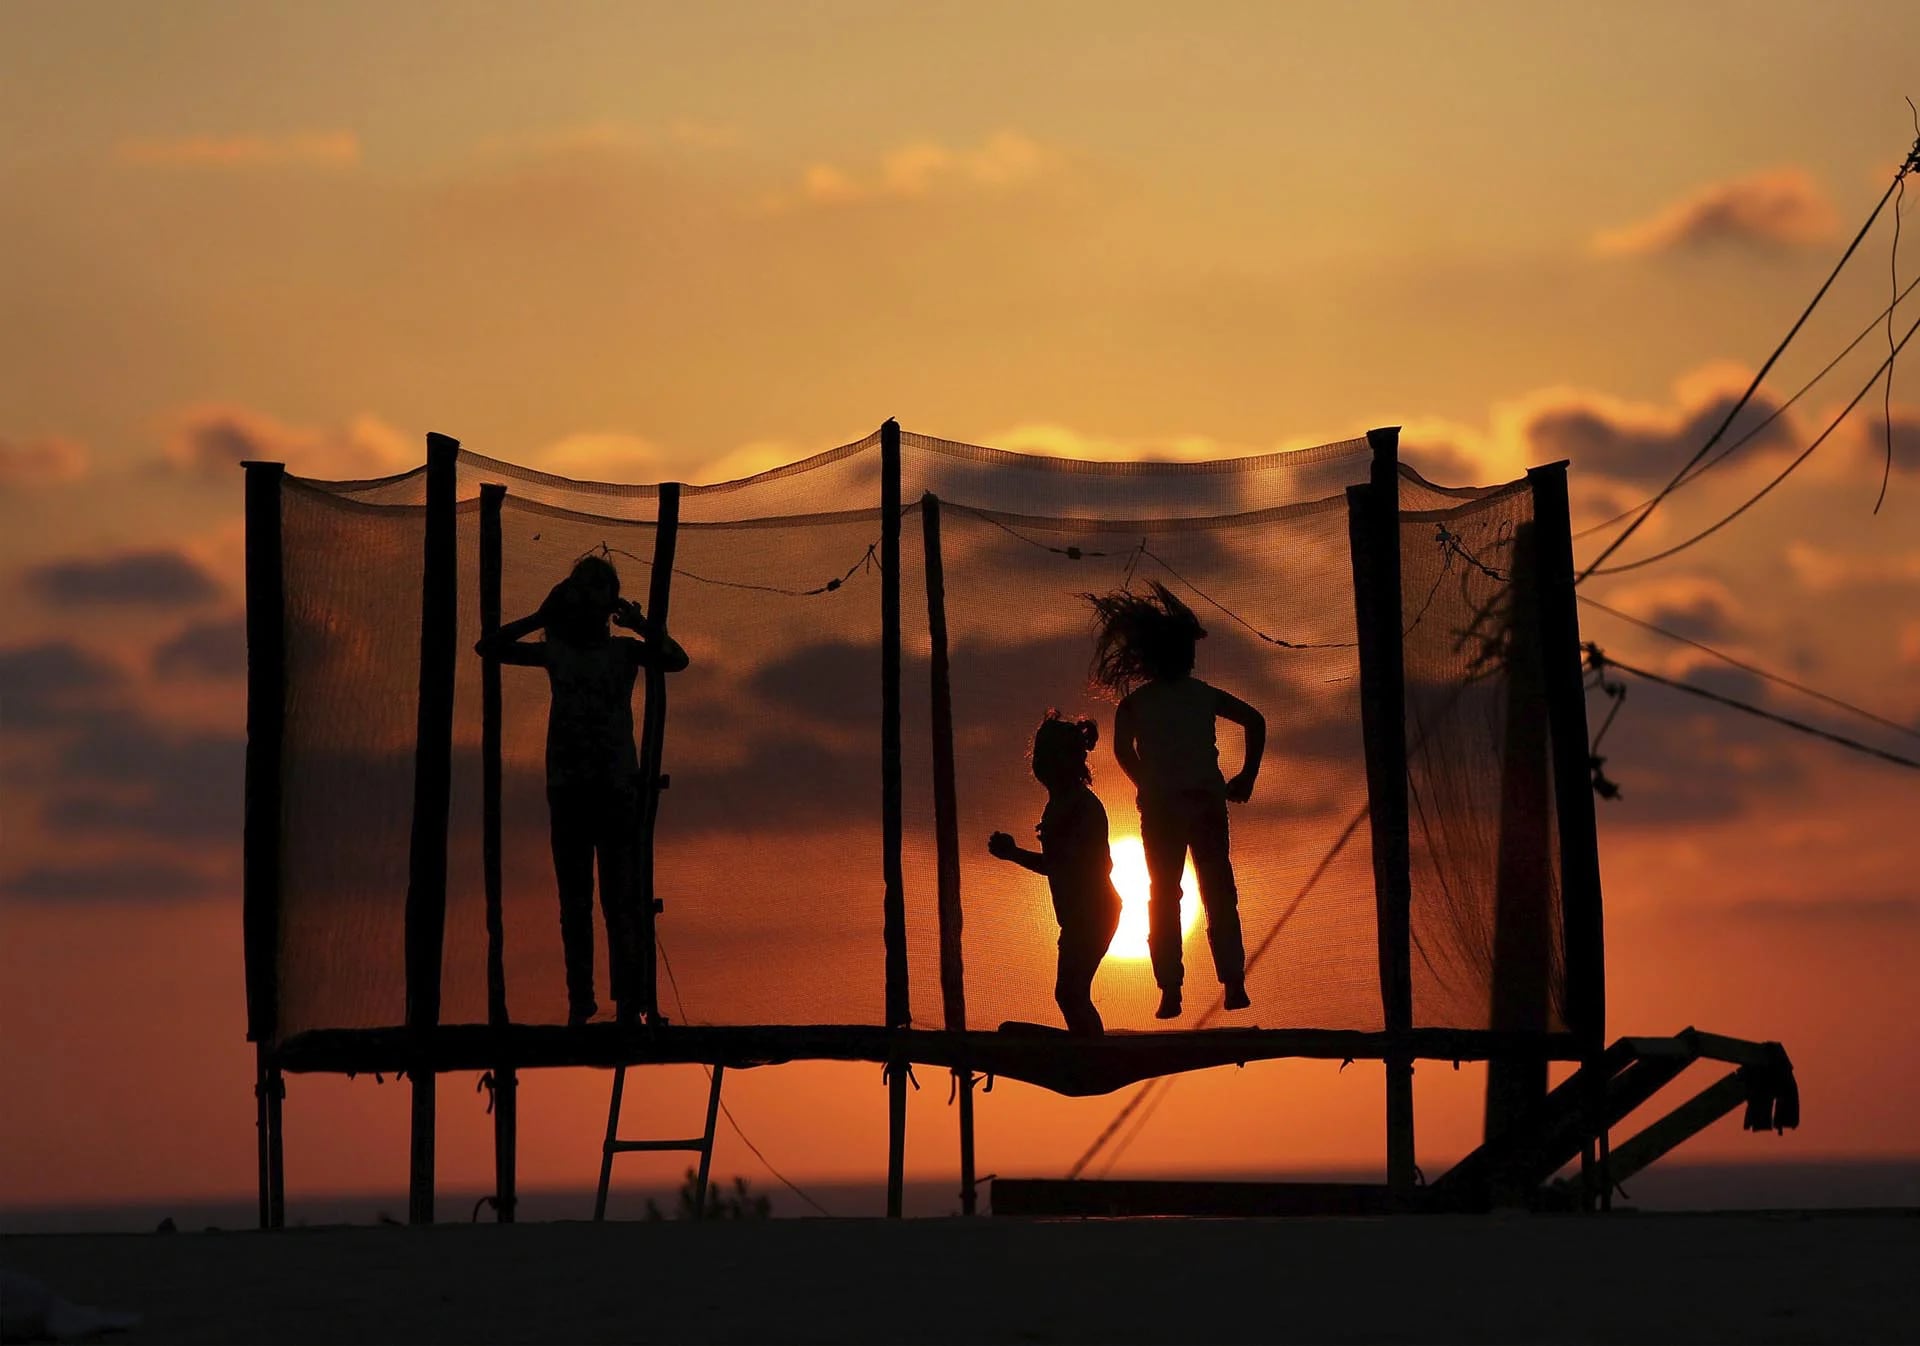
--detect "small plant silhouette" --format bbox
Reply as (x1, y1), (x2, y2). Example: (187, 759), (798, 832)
(643, 1168), (773, 1221)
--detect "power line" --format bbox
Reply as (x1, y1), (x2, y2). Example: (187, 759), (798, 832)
(1576, 595), (1920, 744)
(1587, 310), (1920, 576)
(1586, 646), (1920, 772)
(1572, 271), (1920, 543)
(1579, 158), (1917, 582)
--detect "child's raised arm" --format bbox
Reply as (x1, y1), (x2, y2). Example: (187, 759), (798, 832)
(614, 600), (692, 672)
(987, 831), (1049, 876)
(1214, 688), (1266, 803)
(474, 611), (548, 666)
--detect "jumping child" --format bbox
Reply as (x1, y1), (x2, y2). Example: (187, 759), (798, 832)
(476, 554), (689, 1026)
(987, 714), (1124, 1036)
(1086, 581), (1265, 1019)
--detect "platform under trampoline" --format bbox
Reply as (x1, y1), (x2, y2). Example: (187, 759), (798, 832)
(273, 1023), (1586, 1097)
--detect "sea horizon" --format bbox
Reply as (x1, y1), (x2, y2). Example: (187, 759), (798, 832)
(6, 1157), (1918, 1234)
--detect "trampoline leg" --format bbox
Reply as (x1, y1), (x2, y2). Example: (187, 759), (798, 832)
(493, 1066), (518, 1223)
(886, 1059), (907, 1218)
(267, 1063), (285, 1229)
(255, 1050), (271, 1230)
(957, 1069), (977, 1217)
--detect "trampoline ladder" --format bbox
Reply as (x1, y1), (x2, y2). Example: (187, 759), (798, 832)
(593, 1063), (726, 1220)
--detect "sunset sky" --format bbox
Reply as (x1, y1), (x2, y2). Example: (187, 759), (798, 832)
(4, 0), (1920, 1216)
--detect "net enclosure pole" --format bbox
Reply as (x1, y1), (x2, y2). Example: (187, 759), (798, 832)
(478, 482), (517, 1222)
(406, 432), (460, 1225)
(1348, 425), (1416, 1199)
(243, 459), (287, 1230)
(921, 493), (975, 1215)
(881, 419), (908, 1218)
(1527, 461), (1610, 1209)
(634, 481), (681, 1025)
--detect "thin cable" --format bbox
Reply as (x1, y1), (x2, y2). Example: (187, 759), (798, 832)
(1878, 112), (1917, 513)
(1577, 594), (1920, 743)
(1067, 805), (1369, 1178)
(655, 938), (834, 1216)
(1580, 164), (1913, 581)
(1589, 311), (1920, 575)
(1572, 271), (1920, 542)
(1589, 647), (1920, 772)
(1139, 547), (1356, 651)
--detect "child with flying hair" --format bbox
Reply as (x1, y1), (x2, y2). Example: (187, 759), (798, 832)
(476, 553), (689, 1026)
(987, 713), (1123, 1036)
(1086, 581), (1265, 1019)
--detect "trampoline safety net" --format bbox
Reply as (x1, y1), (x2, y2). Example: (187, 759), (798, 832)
(258, 428), (1575, 1049)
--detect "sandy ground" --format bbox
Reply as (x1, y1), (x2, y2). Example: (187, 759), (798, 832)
(4, 1212), (1917, 1344)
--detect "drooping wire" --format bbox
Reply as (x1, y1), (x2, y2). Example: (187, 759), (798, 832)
(1584, 645), (1920, 772)
(655, 937), (834, 1217)
(590, 539), (882, 600)
(1587, 309), (1920, 576)
(1067, 806), (1369, 1178)
(1878, 103), (1920, 514)
(1579, 155), (1917, 582)
(1137, 547), (1357, 651)
(1571, 271), (1920, 543)
(1576, 595), (1920, 743)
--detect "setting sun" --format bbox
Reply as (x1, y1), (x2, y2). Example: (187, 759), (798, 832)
(1106, 836), (1201, 960)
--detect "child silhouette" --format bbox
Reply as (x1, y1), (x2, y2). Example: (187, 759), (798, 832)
(987, 714), (1123, 1036)
(476, 554), (689, 1025)
(1086, 582), (1265, 1020)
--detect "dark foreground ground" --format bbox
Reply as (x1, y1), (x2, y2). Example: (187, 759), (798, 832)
(4, 1212), (1917, 1344)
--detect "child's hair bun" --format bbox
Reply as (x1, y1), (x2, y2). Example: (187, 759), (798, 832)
(1075, 718), (1099, 751)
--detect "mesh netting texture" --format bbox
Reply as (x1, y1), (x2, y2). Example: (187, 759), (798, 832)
(269, 431), (1563, 1044)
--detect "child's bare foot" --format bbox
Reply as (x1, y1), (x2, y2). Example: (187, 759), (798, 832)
(1155, 988), (1182, 1020)
(568, 999), (599, 1028)
(1224, 981), (1251, 1011)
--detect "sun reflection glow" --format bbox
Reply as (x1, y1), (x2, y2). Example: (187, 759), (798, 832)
(1106, 836), (1199, 961)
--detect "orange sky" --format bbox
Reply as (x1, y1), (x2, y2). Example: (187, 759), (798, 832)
(4, 1), (1920, 1213)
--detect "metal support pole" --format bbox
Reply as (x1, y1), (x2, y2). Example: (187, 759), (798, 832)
(243, 460), (286, 1229)
(478, 482), (517, 1222)
(922, 493), (975, 1214)
(1528, 461), (1610, 1210)
(406, 432), (460, 1225)
(1349, 426), (1416, 1199)
(880, 420), (908, 1218)
(635, 483), (682, 1024)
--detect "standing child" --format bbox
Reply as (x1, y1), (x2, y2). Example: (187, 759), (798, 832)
(476, 554), (689, 1025)
(987, 713), (1123, 1036)
(1086, 581), (1265, 1019)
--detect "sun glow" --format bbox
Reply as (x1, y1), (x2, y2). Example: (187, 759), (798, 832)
(1106, 836), (1200, 961)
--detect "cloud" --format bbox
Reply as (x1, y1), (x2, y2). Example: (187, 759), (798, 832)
(23, 549), (223, 608)
(44, 713), (244, 842)
(1591, 167), (1840, 257)
(0, 435), (87, 487)
(1517, 370), (1796, 485)
(115, 131), (361, 169)
(1901, 621), (1920, 670)
(0, 641), (126, 732)
(164, 404), (416, 479)
(1606, 576), (1745, 644)
(1724, 895), (1920, 924)
(788, 131), (1059, 208)
(1784, 540), (1920, 593)
(0, 860), (213, 905)
(152, 615), (247, 681)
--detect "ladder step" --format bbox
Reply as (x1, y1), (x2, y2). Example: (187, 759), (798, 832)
(607, 1138), (711, 1154)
